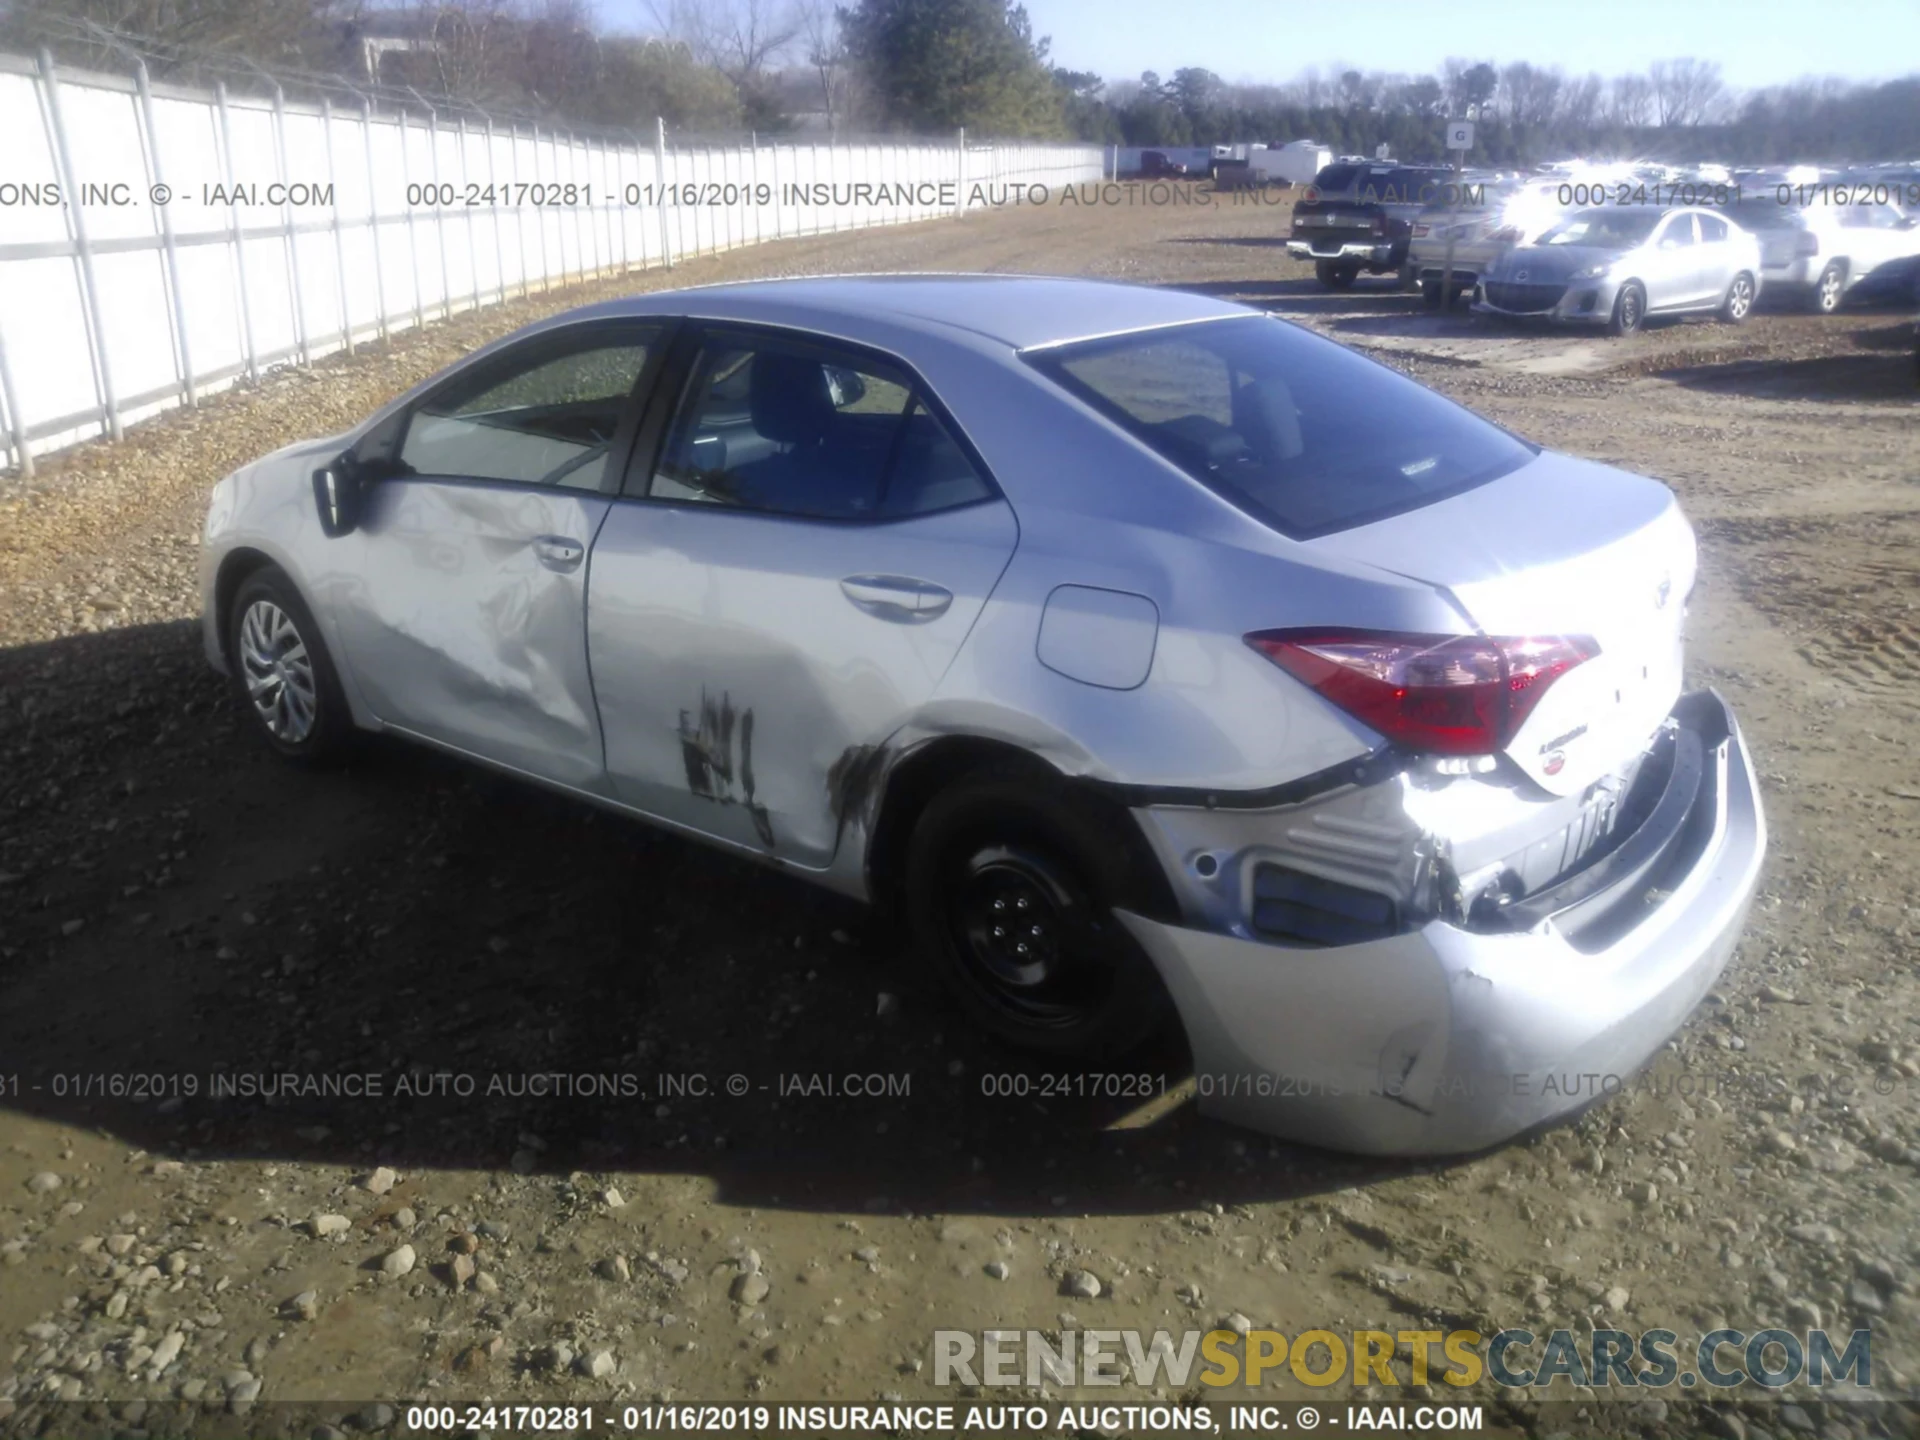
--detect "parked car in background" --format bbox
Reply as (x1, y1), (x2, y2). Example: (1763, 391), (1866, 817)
(1138, 149), (1189, 179)
(1724, 197), (1920, 312)
(1476, 206), (1762, 335)
(200, 276), (1765, 1156)
(1407, 179), (1568, 307)
(1289, 161), (1456, 288)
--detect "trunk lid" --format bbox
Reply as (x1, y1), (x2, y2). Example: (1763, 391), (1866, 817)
(1305, 451), (1695, 796)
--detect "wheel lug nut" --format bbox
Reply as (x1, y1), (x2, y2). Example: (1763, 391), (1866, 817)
(992, 899), (1006, 911)
(1031, 925), (1042, 936)
(992, 926), (1005, 938)
(1016, 897), (1030, 909)
(1015, 943), (1029, 956)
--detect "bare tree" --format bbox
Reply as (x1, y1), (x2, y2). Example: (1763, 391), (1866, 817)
(794, 0), (847, 132)
(1607, 72), (1654, 128)
(1649, 57), (1723, 127)
(1561, 71), (1604, 132)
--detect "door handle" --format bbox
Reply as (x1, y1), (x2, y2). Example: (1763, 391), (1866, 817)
(533, 535), (585, 572)
(840, 574), (952, 623)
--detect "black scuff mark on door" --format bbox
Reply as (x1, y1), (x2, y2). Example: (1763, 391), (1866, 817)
(677, 689), (775, 847)
(827, 743), (885, 828)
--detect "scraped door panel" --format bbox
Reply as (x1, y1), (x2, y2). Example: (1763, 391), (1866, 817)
(334, 479), (612, 790)
(587, 499), (1019, 865)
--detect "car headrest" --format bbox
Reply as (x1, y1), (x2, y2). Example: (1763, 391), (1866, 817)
(749, 353), (836, 445)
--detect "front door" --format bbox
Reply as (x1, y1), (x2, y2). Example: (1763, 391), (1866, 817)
(332, 320), (665, 790)
(587, 325), (1019, 865)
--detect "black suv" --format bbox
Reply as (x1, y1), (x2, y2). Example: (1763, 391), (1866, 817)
(1288, 162), (1455, 288)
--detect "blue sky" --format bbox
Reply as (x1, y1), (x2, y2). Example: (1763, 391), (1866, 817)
(600, 0), (1920, 91)
(1015, 0), (1920, 89)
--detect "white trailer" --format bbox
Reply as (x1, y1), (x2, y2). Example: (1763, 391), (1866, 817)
(1249, 140), (1331, 186)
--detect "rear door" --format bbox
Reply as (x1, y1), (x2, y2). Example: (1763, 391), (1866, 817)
(332, 320), (666, 790)
(1695, 210), (1737, 303)
(586, 324), (1019, 865)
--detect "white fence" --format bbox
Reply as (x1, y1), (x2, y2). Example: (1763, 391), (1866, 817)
(0, 49), (1105, 475)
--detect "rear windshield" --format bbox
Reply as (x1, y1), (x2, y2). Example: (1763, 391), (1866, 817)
(1026, 315), (1534, 538)
(1726, 200), (1803, 229)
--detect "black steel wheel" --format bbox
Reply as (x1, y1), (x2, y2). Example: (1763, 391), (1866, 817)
(904, 765), (1173, 1058)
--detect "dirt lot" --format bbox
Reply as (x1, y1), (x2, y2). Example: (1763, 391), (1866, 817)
(1, 189), (1917, 1436)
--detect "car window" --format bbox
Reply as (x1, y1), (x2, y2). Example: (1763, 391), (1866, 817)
(649, 335), (991, 521)
(1658, 214), (1697, 248)
(398, 325), (659, 489)
(1028, 314), (1533, 539)
(1540, 209), (1661, 247)
(1698, 213), (1729, 242)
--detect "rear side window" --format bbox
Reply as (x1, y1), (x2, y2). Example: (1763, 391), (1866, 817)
(1698, 213), (1729, 242)
(1026, 315), (1533, 538)
(649, 334), (993, 521)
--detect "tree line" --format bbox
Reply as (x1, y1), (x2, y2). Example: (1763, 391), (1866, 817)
(4, 0), (1915, 164)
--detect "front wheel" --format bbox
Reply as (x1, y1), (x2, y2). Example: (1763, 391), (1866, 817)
(1608, 281), (1646, 336)
(904, 766), (1173, 1059)
(1720, 272), (1755, 324)
(227, 566), (353, 764)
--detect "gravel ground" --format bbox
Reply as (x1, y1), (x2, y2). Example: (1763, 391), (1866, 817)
(1, 191), (1918, 1438)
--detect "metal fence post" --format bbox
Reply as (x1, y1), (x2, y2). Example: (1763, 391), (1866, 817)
(484, 116), (508, 303)
(457, 116), (481, 311)
(214, 81), (260, 384)
(357, 98), (391, 344)
(655, 118), (672, 271)
(270, 84), (311, 366)
(955, 126), (967, 219)
(412, 96), (453, 320)
(0, 321), (31, 478)
(320, 98), (353, 356)
(37, 48), (122, 441)
(529, 123), (553, 291)
(133, 58), (197, 403)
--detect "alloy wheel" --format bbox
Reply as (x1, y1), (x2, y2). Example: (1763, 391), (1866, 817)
(238, 598), (318, 744)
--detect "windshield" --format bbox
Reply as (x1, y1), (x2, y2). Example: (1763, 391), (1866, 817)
(1538, 209), (1662, 248)
(1025, 315), (1534, 538)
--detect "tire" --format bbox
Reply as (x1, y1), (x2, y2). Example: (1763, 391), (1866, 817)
(1316, 260), (1358, 289)
(1396, 261), (1419, 289)
(1607, 281), (1646, 337)
(1810, 262), (1845, 314)
(226, 565), (354, 765)
(903, 764), (1174, 1060)
(1421, 279), (1443, 308)
(1720, 271), (1755, 324)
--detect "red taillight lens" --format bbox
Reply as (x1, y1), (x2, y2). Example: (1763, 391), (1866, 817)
(1246, 629), (1600, 756)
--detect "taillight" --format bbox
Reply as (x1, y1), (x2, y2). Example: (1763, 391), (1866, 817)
(1245, 629), (1600, 756)
(1412, 223), (1430, 237)
(1371, 216), (1385, 235)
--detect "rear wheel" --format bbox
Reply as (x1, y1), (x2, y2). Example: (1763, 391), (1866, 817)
(1720, 271), (1755, 324)
(1811, 262), (1845, 314)
(904, 765), (1173, 1059)
(227, 566), (353, 764)
(1316, 260), (1358, 289)
(1607, 281), (1646, 337)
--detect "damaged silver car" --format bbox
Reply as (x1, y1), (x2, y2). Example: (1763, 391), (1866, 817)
(200, 276), (1766, 1155)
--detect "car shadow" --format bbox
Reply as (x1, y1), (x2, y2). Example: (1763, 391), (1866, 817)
(1657, 350), (1919, 402)
(0, 621), (1448, 1220)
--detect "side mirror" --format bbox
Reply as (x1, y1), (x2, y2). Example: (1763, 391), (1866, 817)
(824, 366), (867, 408)
(313, 458), (361, 538)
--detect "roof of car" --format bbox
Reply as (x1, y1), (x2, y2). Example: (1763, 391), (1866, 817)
(557, 274), (1249, 352)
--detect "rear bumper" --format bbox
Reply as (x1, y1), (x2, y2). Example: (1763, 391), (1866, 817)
(1288, 239), (1396, 265)
(1120, 690), (1766, 1156)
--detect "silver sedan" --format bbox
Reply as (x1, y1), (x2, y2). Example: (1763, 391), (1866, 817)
(1476, 205), (1763, 334)
(200, 277), (1766, 1155)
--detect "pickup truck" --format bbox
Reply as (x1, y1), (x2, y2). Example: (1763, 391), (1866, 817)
(1288, 162), (1455, 288)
